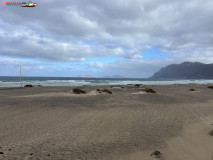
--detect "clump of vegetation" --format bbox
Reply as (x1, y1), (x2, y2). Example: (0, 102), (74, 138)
(150, 151), (161, 157)
(102, 89), (112, 94)
(24, 84), (33, 87)
(96, 88), (112, 94)
(34, 85), (42, 87)
(208, 86), (213, 89)
(135, 84), (141, 87)
(189, 88), (196, 91)
(209, 130), (213, 136)
(73, 88), (86, 94)
(141, 88), (156, 93)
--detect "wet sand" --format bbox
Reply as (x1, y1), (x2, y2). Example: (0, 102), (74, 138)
(0, 84), (213, 160)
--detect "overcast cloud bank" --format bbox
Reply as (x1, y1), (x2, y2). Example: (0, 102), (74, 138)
(0, 0), (213, 77)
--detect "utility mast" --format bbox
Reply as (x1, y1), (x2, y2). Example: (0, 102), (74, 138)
(20, 66), (22, 87)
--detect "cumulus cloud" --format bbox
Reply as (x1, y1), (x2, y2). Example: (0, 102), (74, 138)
(0, 0), (213, 77)
(0, 24), (125, 62)
(89, 62), (104, 68)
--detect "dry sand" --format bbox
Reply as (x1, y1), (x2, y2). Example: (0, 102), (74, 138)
(0, 84), (213, 160)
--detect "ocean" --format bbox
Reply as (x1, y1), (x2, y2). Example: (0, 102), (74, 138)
(0, 76), (213, 87)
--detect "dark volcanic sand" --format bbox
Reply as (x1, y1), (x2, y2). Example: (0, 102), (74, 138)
(0, 84), (213, 160)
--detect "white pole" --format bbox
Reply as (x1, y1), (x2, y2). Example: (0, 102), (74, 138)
(20, 66), (22, 87)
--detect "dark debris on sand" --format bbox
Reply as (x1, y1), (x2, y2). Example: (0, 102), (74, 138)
(102, 89), (112, 94)
(24, 84), (43, 87)
(208, 86), (213, 89)
(150, 151), (162, 158)
(73, 88), (86, 94)
(135, 84), (143, 88)
(141, 88), (156, 93)
(24, 84), (33, 87)
(209, 130), (213, 136)
(96, 88), (112, 94)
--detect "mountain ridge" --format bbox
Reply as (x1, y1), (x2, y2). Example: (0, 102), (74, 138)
(150, 62), (213, 79)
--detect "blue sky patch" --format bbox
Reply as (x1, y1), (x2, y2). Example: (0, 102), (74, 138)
(141, 47), (171, 59)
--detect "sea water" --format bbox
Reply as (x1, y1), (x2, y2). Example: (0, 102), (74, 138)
(0, 76), (213, 87)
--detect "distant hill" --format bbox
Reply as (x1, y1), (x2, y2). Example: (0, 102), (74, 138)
(150, 62), (213, 79)
(81, 75), (94, 78)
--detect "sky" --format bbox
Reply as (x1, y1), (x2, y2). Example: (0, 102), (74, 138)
(0, 0), (213, 78)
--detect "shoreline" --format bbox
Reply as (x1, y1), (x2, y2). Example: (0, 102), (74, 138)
(1, 78), (213, 87)
(0, 82), (213, 87)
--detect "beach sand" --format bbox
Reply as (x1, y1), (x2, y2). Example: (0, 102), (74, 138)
(0, 84), (213, 160)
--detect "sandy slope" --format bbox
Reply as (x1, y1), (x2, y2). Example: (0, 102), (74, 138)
(0, 84), (213, 160)
(118, 118), (213, 160)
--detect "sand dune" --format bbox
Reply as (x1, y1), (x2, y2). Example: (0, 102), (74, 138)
(0, 84), (213, 160)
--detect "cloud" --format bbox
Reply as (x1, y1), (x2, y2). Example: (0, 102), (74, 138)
(89, 62), (104, 68)
(0, 0), (213, 77)
(0, 24), (126, 62)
